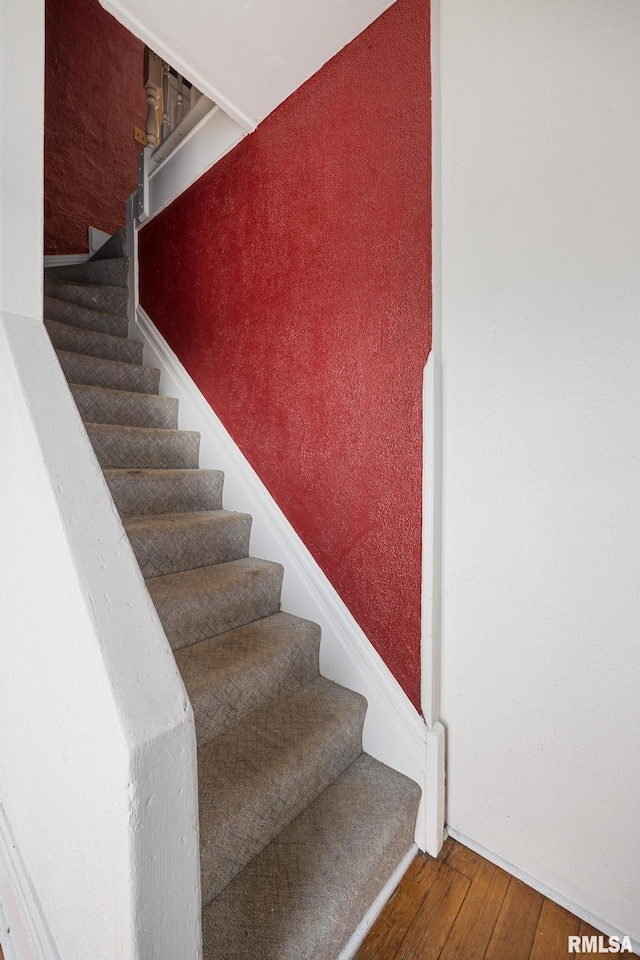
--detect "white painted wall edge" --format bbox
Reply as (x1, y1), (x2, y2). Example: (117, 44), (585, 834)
(99, 0), (257, 131)
(139, 105), (246, 224)
(133, 303), (434, 851)
(447, 828), (640, 955)
(43, 254), (89, 267)
(0, 804), (57, 960)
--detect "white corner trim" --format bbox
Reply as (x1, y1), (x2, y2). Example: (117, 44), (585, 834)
(446, 828), (640, 956)
(0, 804), (60, 960)
(133, 304), (433, 850)
(43, 254), (89, 268)
(336, 844), (418, 960)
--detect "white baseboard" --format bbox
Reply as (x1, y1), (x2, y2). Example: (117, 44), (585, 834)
(0, 805), (60, 960)
(337, 844), (418, 960)
(43, 254), (89, 268)
(134, 305), (435, 850)
(446, 828), (640, 955)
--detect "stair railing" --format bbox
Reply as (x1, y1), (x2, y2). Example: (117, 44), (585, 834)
(143, 46), (213, 155)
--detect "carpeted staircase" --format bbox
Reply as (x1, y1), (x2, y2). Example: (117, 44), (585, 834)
(44, 229), (421, 960)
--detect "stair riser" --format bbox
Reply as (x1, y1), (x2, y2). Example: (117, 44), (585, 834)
(45, 257), (128, 287)
(104, 469), (224, 517)
(45, 319), (142, 365)
(87, 425), (200, 470)
(148, 562), (284, 651)
(88, 228), (125, 261)
(56, 350), (160, 395)
(71, 385), (179, 430)
(198, 680), (367, 904)
(126, 514), (252, 579)
(45, 296), (128, 338)
(176, 615), (321, 747)
(44, 278), (128, 318)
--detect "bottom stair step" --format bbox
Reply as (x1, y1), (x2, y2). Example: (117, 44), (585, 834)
(201, 752), (421, 960)
(198, 676), (367, 904)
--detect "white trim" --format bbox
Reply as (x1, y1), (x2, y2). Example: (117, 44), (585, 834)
(88, 227), (110, 255)
(43, 254), (89, 268)
(446, 828), (640, 956)
(138, 105), (245, 225)
(0, 804), (60, 960)
(98, 0), (257, 132)
(336, 844), (418, 960)
(133, 304), (433, 851)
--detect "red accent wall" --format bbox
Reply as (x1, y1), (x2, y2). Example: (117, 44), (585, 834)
(44, 0), (146, 254)
(139, 0), (431, 710)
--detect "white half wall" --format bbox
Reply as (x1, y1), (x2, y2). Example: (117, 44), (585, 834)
(437, 0), (640, 944)
(0, 313), (201, 960)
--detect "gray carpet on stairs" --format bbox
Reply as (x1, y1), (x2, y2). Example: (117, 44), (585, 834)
(43, 231), (421, 960)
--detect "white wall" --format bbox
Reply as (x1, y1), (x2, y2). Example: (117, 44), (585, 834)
(437, 0), (640, 944)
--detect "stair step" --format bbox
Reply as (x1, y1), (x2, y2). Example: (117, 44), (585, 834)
(104, 468), (224, 517)
(147, 557), (283, 651)
(44, 296), (128, 338)
(45, 256), (128, 287)
(56, 349), (160, 395)
(176, 612), (321, 746)
(88, 227), (125, 261)
(201, 753), (421, 960)
(197, 676), (367, 904)
(70, 383), (179, 430)
(44, 278), (128, 318)
(45, 319), (143, 365)
(87, 423), (199, 470)
(123, 510), (251, 579)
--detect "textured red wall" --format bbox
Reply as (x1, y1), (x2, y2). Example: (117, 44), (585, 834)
(44, 0), (146, 254)
(139, 0), (431, 710)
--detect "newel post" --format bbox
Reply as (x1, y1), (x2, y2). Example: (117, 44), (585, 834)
(144, 46), (163, 147)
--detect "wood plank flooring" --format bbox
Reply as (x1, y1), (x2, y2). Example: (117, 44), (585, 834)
(0, 839), (634, 960)
(355, 837), (638, 960)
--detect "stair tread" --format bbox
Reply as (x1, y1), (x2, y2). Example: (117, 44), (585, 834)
(56, 348), (161, 395)
(175, 611), (320, 745)
(197, 675), (367, 903)
(146, 557), (283, 651)
(70, 382), (178, 430)
(201, 753), (421, 960)
(123, 509), (252, 579)
(44, 277), (128, 318)
(104, 467), (224, 517)
(45, 257), (128, 287)
(44, 295), (128, 338)
(88, 227), (125, 261)
(86, 421), (199, 470)
(45, 318), (143, 365)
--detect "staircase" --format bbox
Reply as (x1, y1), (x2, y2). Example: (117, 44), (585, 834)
(43, 229), (421, 960)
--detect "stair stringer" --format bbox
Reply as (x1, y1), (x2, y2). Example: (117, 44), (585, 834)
(133, 303), (436, 852)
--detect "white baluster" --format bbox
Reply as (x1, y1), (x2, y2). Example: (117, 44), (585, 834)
(143, 47), (162, 147)
(175, 74), (184, 126)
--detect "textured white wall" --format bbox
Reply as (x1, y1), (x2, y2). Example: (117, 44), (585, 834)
(437, 0), (640, 943)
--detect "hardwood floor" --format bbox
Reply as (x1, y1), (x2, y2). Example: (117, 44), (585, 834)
(355, 837), (638, 960)
(0, 840), (634, 960)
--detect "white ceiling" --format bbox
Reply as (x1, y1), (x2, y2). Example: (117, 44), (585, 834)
(101, 0), (396, 130)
